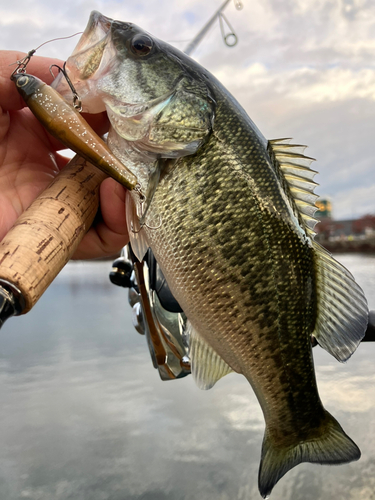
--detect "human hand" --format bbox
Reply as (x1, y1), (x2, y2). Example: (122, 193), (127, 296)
(0, 50), (129, 260)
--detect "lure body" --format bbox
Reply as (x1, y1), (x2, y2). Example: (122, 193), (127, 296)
(12, 73), (138, 191)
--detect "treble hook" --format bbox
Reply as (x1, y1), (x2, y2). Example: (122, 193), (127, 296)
(131, 188), (162, 233)
(130, 216), (163, 233)
(50, 62), (82, 112)
(130, 215), (163, 233)
(219, 12), (238, 47)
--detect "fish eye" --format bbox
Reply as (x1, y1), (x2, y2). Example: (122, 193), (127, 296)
(130, 34), (153, 56)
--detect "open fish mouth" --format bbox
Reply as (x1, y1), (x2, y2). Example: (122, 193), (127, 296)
(52, 11), (114, 112)
(68, 11), (112, 80)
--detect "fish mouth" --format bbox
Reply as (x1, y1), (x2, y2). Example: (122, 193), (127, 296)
(68, 11), (112, 79)
(72, 11), (112, 58)
(52, 11), (114, 110)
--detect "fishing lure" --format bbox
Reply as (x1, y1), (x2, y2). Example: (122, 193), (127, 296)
(10, 46), (139, 192)
(11, 71), (139, 191)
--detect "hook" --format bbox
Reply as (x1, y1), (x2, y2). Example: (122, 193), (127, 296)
(49, 63), (82, 112)
(131, 186), (162, 232)
(130, 216), (162, 233)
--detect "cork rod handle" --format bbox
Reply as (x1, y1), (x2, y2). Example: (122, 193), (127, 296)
(0, 155), (107, 313)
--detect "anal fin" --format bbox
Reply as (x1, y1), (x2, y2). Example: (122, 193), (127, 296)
(189, 323), (233, 390)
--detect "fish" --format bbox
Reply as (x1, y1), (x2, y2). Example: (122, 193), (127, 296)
(53, 11), (369, 497)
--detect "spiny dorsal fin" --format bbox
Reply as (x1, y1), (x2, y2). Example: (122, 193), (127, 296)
(269, 138), (319, 237)
(284, 173), (318, 192)
(188, 323), (233, 390)
(312, 241), (368, 361)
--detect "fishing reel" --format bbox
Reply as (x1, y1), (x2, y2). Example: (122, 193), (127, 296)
(110, 245), (191, 381)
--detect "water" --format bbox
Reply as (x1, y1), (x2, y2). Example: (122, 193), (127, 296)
(0, 254), (375, 500)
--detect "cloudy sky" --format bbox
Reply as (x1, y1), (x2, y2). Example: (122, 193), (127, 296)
(2, 0), (375, 220)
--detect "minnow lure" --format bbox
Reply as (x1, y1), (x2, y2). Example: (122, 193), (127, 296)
(12, 72), (139, 192)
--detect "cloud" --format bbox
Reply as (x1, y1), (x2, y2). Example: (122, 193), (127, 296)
(213, 63), (375, 103)
(333, 183), (375, 219)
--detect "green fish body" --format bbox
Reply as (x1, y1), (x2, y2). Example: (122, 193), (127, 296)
(53, 12), (368, 497)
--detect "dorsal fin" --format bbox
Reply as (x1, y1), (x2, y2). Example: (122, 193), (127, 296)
(312, 241), (368, 361)
(270, 140), (368, 361)
(269, 138), (319, 237)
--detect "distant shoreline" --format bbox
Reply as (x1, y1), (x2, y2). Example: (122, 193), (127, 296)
(316, 236), (375, 254)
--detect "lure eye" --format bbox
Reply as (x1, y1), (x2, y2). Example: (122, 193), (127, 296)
(15, 75), (29, 88)
(130, 34), (153, 56)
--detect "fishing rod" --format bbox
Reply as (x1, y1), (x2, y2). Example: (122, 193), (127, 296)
(184, 0), (243, 56)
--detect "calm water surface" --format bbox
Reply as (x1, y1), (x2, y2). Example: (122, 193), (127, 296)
(1, 254), (375, 500)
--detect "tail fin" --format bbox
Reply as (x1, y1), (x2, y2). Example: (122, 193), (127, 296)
(258, 411), (360, 498)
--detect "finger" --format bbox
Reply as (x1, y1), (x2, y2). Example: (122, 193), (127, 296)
(100, 178), (128, 235)
(81, 111), (110, 138)
(0, 51), (64, 111)
(54, 151), (72, 170)
(72, 178), (129, 260)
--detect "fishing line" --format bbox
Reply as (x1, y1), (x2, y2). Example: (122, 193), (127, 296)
(9, 32), (83, 77)
(167, 39), (193, 44)
(33, 32), (84, 52)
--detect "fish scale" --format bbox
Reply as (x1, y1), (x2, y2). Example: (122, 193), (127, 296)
(145, 92), (318, 429)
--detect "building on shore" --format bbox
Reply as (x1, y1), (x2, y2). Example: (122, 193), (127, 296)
(314, 206), (375, 252)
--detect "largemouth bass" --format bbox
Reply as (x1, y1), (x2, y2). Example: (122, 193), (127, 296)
(53, 11), (368, 497)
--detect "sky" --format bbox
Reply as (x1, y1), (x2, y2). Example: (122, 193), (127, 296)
(2, 0), (375, 220)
